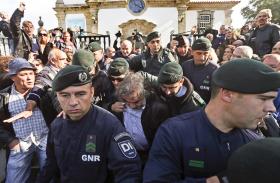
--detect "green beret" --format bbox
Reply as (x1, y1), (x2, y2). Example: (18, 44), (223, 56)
(228, 138), (280, 183)
(88, 42), (102, 52)
(158, 62), (183, 84)
(52, 65), (92, 92)
(72, 49), (95, 72)
(192, 37), (212, 51)
(146, 31), (161, 43)
(212, 59), (280, 93)
(108, 58), (129, 76)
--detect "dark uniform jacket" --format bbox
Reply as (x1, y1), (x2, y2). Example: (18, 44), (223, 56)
(129, 47), (177, 76)
(157, 77), (205, 116)
(182, 59), (218, 103)
(143, 109), (261, 182)
(38, 105), (141, 183)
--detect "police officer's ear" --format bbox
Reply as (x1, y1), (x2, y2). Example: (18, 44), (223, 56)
(91, 85), (95, 98)
(220, 88), (234, 103)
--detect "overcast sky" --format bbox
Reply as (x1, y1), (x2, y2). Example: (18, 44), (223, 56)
(1, 0), (250, 31)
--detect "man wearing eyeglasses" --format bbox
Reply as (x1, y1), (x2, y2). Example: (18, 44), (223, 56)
(248, 9), (280, 57)
(129, 31), (177, 76)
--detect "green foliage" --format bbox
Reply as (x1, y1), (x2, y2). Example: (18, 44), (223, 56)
(241, 0), (280, 25)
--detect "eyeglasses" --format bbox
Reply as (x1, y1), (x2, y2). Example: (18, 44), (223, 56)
(109, 76), (124, 82)
(39, 33), (47, 37)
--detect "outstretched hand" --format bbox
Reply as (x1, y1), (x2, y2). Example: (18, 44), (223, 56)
(3, 110), (32, 123)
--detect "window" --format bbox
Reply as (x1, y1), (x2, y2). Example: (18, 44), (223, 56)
(197, 11), (214, 33)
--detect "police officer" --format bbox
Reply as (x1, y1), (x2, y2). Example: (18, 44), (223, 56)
(37, 65), (141, 183)
(182, 37), (219, 103)
(129, 31), (177, 76)
(157, 62), (205, 116)
(143, 59), (280, 183)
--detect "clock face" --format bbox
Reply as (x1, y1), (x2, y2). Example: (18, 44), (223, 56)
(128, 0), (146, 14)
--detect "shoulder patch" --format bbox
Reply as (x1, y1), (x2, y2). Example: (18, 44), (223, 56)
(114, 132), (132, 142)
(117, 140), (137, 159)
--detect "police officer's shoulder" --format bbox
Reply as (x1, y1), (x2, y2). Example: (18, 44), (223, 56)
(161, 109), (202, 129)
(192, 91), (206, 107)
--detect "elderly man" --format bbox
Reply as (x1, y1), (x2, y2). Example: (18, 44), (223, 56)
(144, 59), (280, 183)
(4, 48), (68, 124)
(113, 72), (169, 164)
(114, 40), (135, 61)
(129, 31), (177, 76)
(182, 37), (219, 103)
(37, 65), (141, 183)
(272, 41), (280, 55)
(248, 9), (280, 57)
(0, 58), (49, 183)
(231, 45), (253, 59)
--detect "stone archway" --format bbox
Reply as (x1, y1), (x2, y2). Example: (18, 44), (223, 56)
(119, 19), (156, 40)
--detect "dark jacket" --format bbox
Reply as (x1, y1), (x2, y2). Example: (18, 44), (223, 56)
(37, 105), (141, 183)
(0, 20), (13, 39)
(248, 23), (280, 57)
(0, 86), (15, 149)
(10, 8), (32, 59)
(129, 47), (177, 76)
(157, 77), (205, 116)
(112, 92), (170, 146)
(27, 64), (60, 124)
(182, 59), (219, 103)
(143, 109), (262, 182)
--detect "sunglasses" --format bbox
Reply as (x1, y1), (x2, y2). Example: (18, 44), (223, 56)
(109, 76), (124, 82)
(39, 33), (47, 36)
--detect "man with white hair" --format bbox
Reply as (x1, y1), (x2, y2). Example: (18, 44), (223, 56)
(248, 9), (280, 57)
(231, 46), (253, 60)
(114, 40), (135, 61)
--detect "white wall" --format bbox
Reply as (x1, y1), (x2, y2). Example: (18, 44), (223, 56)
(213, 10), (225, 30)
(98, 8), (178, 46)
(185, 11), (198, 33)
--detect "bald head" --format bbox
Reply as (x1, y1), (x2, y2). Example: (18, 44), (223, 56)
(263, 54), (280, 72)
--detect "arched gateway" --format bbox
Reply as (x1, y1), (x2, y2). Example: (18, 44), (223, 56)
(54, 0), (240, 44)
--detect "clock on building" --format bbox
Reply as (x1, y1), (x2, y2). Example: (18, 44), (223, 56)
(128, 0), (146, 15)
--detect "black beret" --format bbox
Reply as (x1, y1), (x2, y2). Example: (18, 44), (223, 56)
(72, 49), (95, 73)
(88, 42), (102, 52)
(146, 31), (161, 43)
(158, 62), (183, 84)
(52, 65), (92, 92)
(227, 138), (280, 183)
(175, 35), (189, 47)
(108, 58), (129, 76)
(212, 59), (280, 93)
(192, 37), (212, 51)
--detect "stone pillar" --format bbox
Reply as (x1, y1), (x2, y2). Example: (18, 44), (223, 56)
(177, 6), (188, 33)
(224, 9), (233, 25)
(85, 9), (99, 33)
(56, 11), (66, 30)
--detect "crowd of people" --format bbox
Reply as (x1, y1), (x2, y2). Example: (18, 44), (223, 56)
(0, 1), (280, 183)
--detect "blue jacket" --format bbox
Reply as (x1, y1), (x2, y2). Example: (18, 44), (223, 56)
(143, 109), (261, 183)
(38, 105), (141, 183)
